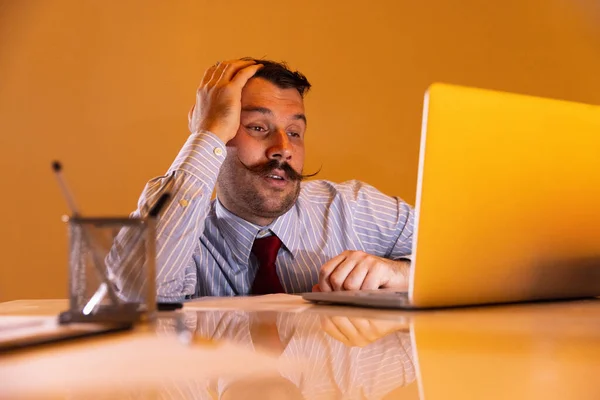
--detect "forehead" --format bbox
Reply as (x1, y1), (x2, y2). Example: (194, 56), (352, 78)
(241, 77), (305, 113)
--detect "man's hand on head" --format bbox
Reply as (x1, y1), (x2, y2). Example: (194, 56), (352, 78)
(188, 59), (263, 143)
(313, 251), (410, 292)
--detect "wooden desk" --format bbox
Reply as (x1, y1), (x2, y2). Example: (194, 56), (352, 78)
(2, 296), (600, 399)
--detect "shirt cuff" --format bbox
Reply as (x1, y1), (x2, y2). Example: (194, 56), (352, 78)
(167, 131), (227, 187)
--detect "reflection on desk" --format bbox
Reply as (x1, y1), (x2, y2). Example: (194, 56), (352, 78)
(0, 299), (417, 400)
(151, 310), (415, 400)
(5, 298), (600, 400)
(412, 300), (600, 400)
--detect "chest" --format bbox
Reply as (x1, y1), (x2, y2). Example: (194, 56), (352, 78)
(195, 215), (364, 295)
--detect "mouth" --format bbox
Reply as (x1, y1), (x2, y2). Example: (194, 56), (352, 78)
(266, 173), (285, 181)
(263, 169), (288, 187)
(266, 168), (287, 180)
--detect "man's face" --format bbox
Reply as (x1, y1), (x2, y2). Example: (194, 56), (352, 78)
(216, 77), (306, 226)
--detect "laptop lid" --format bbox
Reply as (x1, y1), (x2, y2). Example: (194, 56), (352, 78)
(409, 83), (600, 308)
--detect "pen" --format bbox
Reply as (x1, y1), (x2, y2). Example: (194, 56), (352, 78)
(51, 161), (121, 310)
(148, 193), (171, 218)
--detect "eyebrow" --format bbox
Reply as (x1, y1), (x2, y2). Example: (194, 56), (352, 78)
(242, 106), (307, 124)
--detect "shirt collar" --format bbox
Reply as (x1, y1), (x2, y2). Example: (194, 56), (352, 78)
(214, 198), (300, 271)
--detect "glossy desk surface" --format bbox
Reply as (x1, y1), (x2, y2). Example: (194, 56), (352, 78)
(2, 295), (600, 400)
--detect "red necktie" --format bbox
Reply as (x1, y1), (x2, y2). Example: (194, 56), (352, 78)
(251, 235), (285, 295)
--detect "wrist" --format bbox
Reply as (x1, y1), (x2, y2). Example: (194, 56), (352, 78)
(199, 121), (236, 144)
(387, 259), (411, 290)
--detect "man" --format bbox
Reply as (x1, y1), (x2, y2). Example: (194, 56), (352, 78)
(131, 58), (414, 300)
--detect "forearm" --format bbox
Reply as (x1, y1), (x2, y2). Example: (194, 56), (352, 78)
(108, 132), (226, 301)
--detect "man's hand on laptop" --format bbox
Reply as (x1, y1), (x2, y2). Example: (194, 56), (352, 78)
(188, 59), (263, 143)
(313, 250), (410, 292)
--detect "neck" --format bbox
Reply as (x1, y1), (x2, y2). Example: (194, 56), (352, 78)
(216, 197), (276, 227)
(242, 215), (275, 227)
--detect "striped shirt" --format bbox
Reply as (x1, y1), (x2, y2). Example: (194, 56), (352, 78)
(115, 132), (414, 301)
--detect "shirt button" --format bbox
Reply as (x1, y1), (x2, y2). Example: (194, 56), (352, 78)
(179, 199), (189, 207)
(257, 229), (271, 238)
(213, 147), (223, 156)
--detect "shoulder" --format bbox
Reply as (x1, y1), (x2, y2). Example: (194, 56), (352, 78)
(298, 179), (385, 204)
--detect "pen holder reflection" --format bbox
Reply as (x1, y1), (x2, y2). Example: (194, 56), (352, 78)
(65, 216), (157, 323)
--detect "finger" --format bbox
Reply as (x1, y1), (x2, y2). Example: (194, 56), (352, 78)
(200, 64), (220, 86)
(361, 266), (385, 290)
(321, 317), (352, 346)
(207, 61), (229, 86)
(341, 263), (369, 290)
(208, 58), (253, 85)
(370, 319), (411, 336)
(312, 284), (321, 292)
(330, 316), (370, 347)
(318, 253), (349, 292)
(349, 317), (380, 343)
(220, 59), (258, 82)
(230, 64), (264, 89)
(328, 258), (360, 291)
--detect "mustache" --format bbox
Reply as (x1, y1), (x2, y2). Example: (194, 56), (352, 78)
(238, 158), (320, 181)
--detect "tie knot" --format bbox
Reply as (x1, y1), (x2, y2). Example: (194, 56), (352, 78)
(251, 235), (282, 266)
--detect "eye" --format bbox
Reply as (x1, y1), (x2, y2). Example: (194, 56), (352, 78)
(248, 125), (267, 132)
(287, 131), (301, 138)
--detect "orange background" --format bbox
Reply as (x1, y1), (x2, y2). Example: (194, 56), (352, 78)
(0, 0), (598, 301)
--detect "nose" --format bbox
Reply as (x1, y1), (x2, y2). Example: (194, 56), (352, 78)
(266, 129), (292, 162)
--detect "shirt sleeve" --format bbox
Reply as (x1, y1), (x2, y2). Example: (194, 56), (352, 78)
(342, 180), (415, 260)
(107, 131), (226, 302)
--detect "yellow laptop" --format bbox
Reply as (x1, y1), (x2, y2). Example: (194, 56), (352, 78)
(303, 83), (600, 309)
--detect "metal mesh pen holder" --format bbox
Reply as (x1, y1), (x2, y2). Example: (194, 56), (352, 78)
(59, 216), (157, 324)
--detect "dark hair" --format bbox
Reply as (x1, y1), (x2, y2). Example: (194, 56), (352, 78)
(241, 57), (311, 97)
